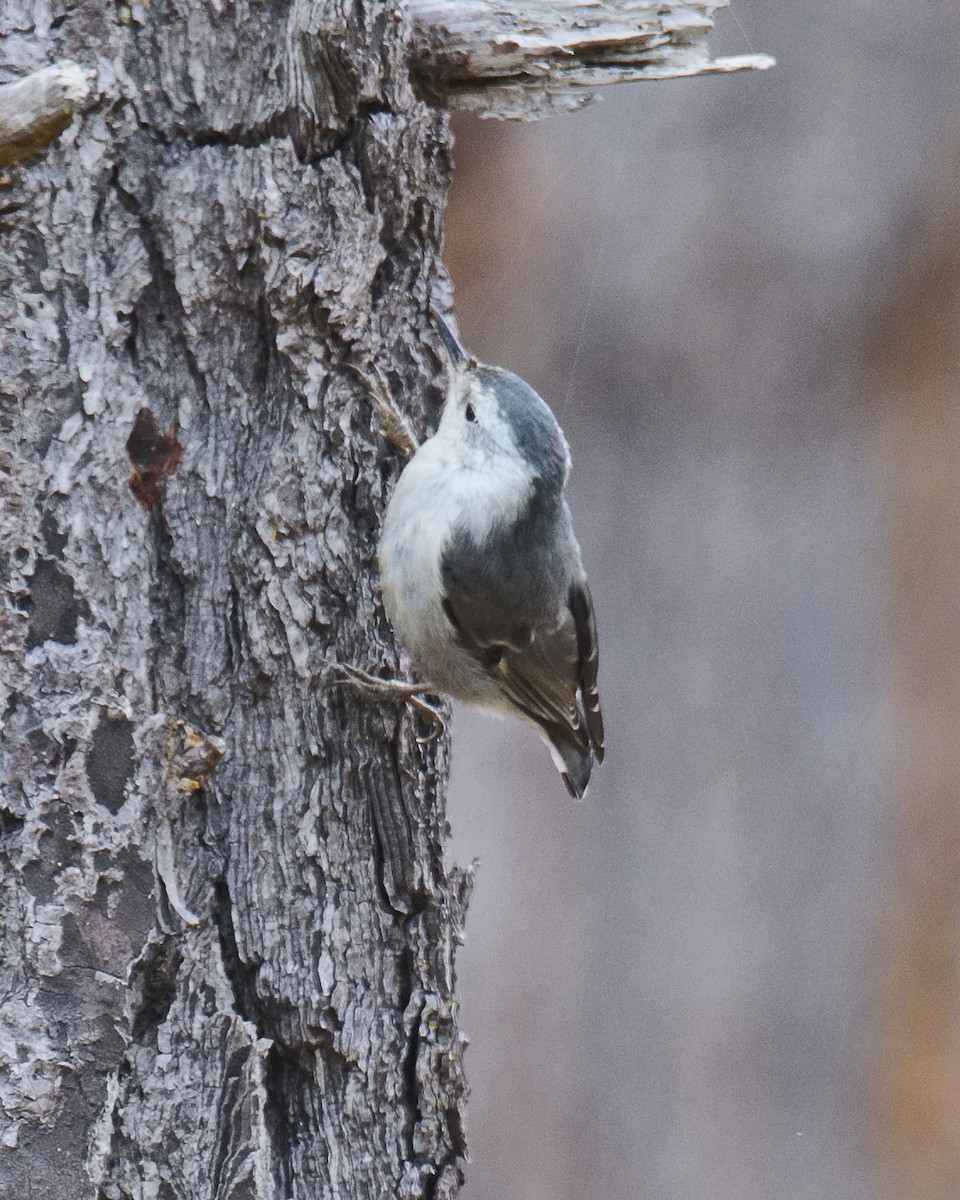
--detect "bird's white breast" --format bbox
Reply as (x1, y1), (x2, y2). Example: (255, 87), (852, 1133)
(377, 430), (534, 698)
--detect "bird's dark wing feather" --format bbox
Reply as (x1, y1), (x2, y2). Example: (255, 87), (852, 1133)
(569, 580), (604, 762)
(440, 500), (604, 796)
(441, 571), (603, 761)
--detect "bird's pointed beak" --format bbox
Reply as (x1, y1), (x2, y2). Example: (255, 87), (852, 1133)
(431, 307), (469, 370)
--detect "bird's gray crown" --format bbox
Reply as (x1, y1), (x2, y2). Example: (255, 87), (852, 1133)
(472, 365), (570, 490)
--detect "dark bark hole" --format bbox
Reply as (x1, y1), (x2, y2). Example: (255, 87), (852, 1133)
(401, 997), (423, 1155)
(396, 945), (415, 1010)
(40, 510), (68, 555)
(263, 1041), (320, 1193)
(26, 725), (56, 765)
(371, 254), (395, 304)
(124, 310), (139, 366)
(212, 877), (263, 1028)
(25, 557), (84, 648)
(0, 808), (25, 837)
(126, 407), (184, 511)
(226, 583), (243, 675)
(87, 713), (135, 814)
(130, 938), (182, 1041)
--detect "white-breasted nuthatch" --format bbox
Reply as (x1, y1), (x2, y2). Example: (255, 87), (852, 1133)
(377, 317), (604, 798)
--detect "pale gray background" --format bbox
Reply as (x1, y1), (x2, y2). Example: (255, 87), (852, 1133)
(443, 2), (959, 1198)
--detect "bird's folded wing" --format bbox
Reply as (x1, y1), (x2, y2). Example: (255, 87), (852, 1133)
(569, 580), (604, 761)
(441, 583), (591, 756)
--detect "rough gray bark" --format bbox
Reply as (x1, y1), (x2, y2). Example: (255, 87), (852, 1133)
(0, 3), (469, 1197)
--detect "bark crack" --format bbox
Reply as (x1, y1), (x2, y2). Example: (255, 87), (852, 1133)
(211, 875), (262, 1030)
(212, 872), (352, 1192)
(402, 994), (426, 1165)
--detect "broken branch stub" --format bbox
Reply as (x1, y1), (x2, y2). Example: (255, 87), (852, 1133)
(0, 60), (94, 167)
(408, 0), (775, 120)
(0, 60), (94, 168)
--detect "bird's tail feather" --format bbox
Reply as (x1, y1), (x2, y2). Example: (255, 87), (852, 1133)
(543, 730), (595, 800)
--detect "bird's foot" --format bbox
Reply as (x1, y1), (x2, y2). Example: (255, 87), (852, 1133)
(329, 662), (446, 743)
(347, 363), (419, 457)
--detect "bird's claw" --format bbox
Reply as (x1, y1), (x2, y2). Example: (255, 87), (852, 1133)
(328, 662), (446, 742)
(347, 363), (419, 457)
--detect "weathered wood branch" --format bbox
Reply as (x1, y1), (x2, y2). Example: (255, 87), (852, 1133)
(408, 0), (774, 119)
(0, 60), (94, 168)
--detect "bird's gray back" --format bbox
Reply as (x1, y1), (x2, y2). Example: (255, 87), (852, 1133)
(441, 487), (580, 648)
(473, 366), (570, 492)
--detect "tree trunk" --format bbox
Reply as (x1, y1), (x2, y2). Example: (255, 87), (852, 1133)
(0, 3), (469, 1197)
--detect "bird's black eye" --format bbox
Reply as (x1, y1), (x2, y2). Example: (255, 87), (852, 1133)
(465, 403), (476, 423)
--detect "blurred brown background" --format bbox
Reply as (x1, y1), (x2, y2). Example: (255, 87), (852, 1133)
(442, 2), (960, 1198)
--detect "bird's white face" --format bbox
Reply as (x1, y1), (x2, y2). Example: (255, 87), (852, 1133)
(415, 364), (538, 538)
(434, 363), (529, 477)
